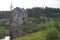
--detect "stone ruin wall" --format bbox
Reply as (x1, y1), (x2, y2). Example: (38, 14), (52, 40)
(10, 7), (32, 40)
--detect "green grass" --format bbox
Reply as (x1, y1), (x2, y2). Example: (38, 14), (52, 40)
(15, 30), (46, 40)
(15, 20), (60, 40)
(15, 27), (60, 40)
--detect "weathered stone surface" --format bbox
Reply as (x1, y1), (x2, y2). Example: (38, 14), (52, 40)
(10, 7), (32, 40)
(10, 7), (28, 40)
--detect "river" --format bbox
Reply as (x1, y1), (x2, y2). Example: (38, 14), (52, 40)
(0, 36), (10, 40)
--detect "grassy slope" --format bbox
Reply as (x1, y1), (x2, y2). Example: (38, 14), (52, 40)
(15, 28), (60, 40)
(15, 31), (46, 40)
(15, 20), (60, 40)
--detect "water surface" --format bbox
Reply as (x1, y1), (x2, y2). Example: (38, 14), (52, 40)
(0, 36), (10, 40)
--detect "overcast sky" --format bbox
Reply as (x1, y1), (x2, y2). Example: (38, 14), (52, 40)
(0, 0), (60, 11)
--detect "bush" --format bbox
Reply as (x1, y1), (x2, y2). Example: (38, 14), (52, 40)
(0, 27), (9, 38)
(54, 21), (60, 31)
(46, 27), (59, 40)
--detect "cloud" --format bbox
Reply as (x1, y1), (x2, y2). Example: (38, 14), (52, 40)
(0, 0), (60, 11)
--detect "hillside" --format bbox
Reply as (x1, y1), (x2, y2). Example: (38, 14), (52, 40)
(15, 27), (59, 40)
(15, 31), (46, 40)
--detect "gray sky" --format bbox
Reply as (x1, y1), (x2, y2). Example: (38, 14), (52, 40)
(0, 0), (60, 11)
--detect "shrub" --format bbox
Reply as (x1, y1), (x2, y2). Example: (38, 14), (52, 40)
(54, 21), (60, 31)
(46, 27), (59, 40)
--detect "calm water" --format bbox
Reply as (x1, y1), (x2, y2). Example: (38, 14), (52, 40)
(0, 36), (10, 40)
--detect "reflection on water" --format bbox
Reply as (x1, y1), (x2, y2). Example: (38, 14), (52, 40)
(0, 36), (10, 40)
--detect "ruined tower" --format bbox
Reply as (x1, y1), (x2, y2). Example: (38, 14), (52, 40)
(10, 7), (28, 40)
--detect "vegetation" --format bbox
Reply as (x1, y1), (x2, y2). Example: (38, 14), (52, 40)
(15, 27), (59, 40)
(0, 19), (9, 38)
(46, 27), (59, 40)
(0, 7), (60, 40)
(15, 20), (60, 40)
(15, 31), (46, 40)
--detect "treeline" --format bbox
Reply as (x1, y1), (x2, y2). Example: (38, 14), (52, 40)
(0, 7), (60, 19)
(27, 7), (60, 18)
(0, 11), (10, 19)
